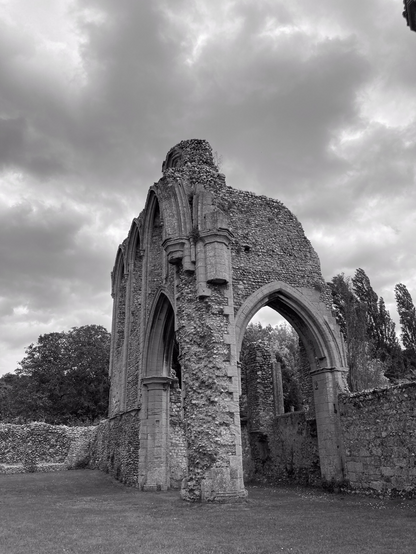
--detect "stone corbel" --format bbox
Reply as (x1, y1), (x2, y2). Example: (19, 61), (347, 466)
(162, 236), (195, 272)
(142, 375), (174, 390)
(162, 237), (186, 265)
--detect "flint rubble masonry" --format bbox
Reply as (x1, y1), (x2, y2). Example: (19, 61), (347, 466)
(103, 139), (348, 500)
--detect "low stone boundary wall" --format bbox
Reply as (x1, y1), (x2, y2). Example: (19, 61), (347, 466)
(267, 412), (320, 485)
(0, 422), (96, 473)
(242, 411), (321, 486)
(88, 411), (140, 486)
(339, 382), (416, 496)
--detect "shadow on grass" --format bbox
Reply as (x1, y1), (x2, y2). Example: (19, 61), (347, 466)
(1, 470), (415, 554)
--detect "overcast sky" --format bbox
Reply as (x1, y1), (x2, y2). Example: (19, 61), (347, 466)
(0, 0), (415, 376)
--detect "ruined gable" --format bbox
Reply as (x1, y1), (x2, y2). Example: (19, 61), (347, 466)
(106, 139), (348, 501)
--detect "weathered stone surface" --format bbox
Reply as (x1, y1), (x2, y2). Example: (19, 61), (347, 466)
(339, 382), (416, 495)
(102, 139), (348, 500)
(89, 412), (140, 486)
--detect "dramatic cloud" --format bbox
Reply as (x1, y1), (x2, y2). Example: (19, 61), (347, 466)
(0, 0), (415, 374)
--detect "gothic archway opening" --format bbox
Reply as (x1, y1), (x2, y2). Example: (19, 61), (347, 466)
(235, 282), (347, 486)
(139, 293), (182, 491)
(145, 293), (175, 377)
(239, 306), (319, 486)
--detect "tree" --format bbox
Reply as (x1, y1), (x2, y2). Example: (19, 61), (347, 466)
(377, 297), (404, 379)
(328, 274), (368, 390)
(0, 325), (110, 424)
(352, 268), (403, 380)
(0, 373), (20, 420)
(328, 272), (394, 390)
(352, 268), (380, 347)
(395, 283), (416, 374)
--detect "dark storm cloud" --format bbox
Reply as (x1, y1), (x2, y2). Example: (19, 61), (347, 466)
(204, 36), (368, 190)
(0, 200), (112, 310)
(0, 198), (114, 372)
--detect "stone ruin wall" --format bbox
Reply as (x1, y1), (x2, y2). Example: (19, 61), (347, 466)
(89, 412), (140, 486)
(242, 341), (276, 434)
(201, 177), (333, 314)
(174, 270), (241, 500)
(240, 340), (321, 486)
(103, 139), (348, 499)
(340, 382), (416, 495)
(240, 340), (416, 493)
(105, 198), (183, 486)
(125, 236), (143, 410)
(169, 379), (188, 489)
(3, 140), (416, 498)
(0, 423), (95, 473)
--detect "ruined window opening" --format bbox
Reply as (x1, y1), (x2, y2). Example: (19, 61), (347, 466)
(146, 294), (176, 378)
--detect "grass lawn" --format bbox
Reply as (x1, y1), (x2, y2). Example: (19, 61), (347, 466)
(0, 470), (415, 554)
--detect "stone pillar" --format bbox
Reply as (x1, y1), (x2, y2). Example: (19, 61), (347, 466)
(311, 367), (346, 482)
(139, 376), (172, 491)
(176, 271), (246, 502)
(195, 240), (211, 298)
(272, 361), (285, 416)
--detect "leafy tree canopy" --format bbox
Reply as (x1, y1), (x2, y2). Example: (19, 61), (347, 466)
(329, 269), (406, 390)
(0, 325), (110, 424)
(395, 283), (416, 374)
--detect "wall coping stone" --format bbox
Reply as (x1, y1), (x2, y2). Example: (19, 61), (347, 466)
(339, 381), (416, 401)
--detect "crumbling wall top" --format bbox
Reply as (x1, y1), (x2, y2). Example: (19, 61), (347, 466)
(162, 139), (216, 172)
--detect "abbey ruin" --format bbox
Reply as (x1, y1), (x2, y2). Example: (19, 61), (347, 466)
(2, 139), (415, 497)
(104, 139), (350, 501)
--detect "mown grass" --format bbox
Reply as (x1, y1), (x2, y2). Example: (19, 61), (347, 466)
(0, 470), (415, 554)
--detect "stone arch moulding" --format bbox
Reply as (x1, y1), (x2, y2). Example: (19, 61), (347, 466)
(125, 218), (143, 268)
(108, 245), (128, 414)
(235, 281), (347, 372)
(234, 280), (348, 483)
(111, 246), (127, 298)
(141, 189), (162, 249)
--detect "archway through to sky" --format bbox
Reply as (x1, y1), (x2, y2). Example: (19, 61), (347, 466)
(249, 306), (286, 328)
(243, 305), (308, 416)
(240, 304), (317, 486)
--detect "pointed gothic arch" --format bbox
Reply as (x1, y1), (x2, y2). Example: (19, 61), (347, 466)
(139, 291), (176, 491)
(143, 290), (176, 377)
(235, 281), (348, 481)
(235, 281), (347, 371)
(108, 247), (128, 413)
